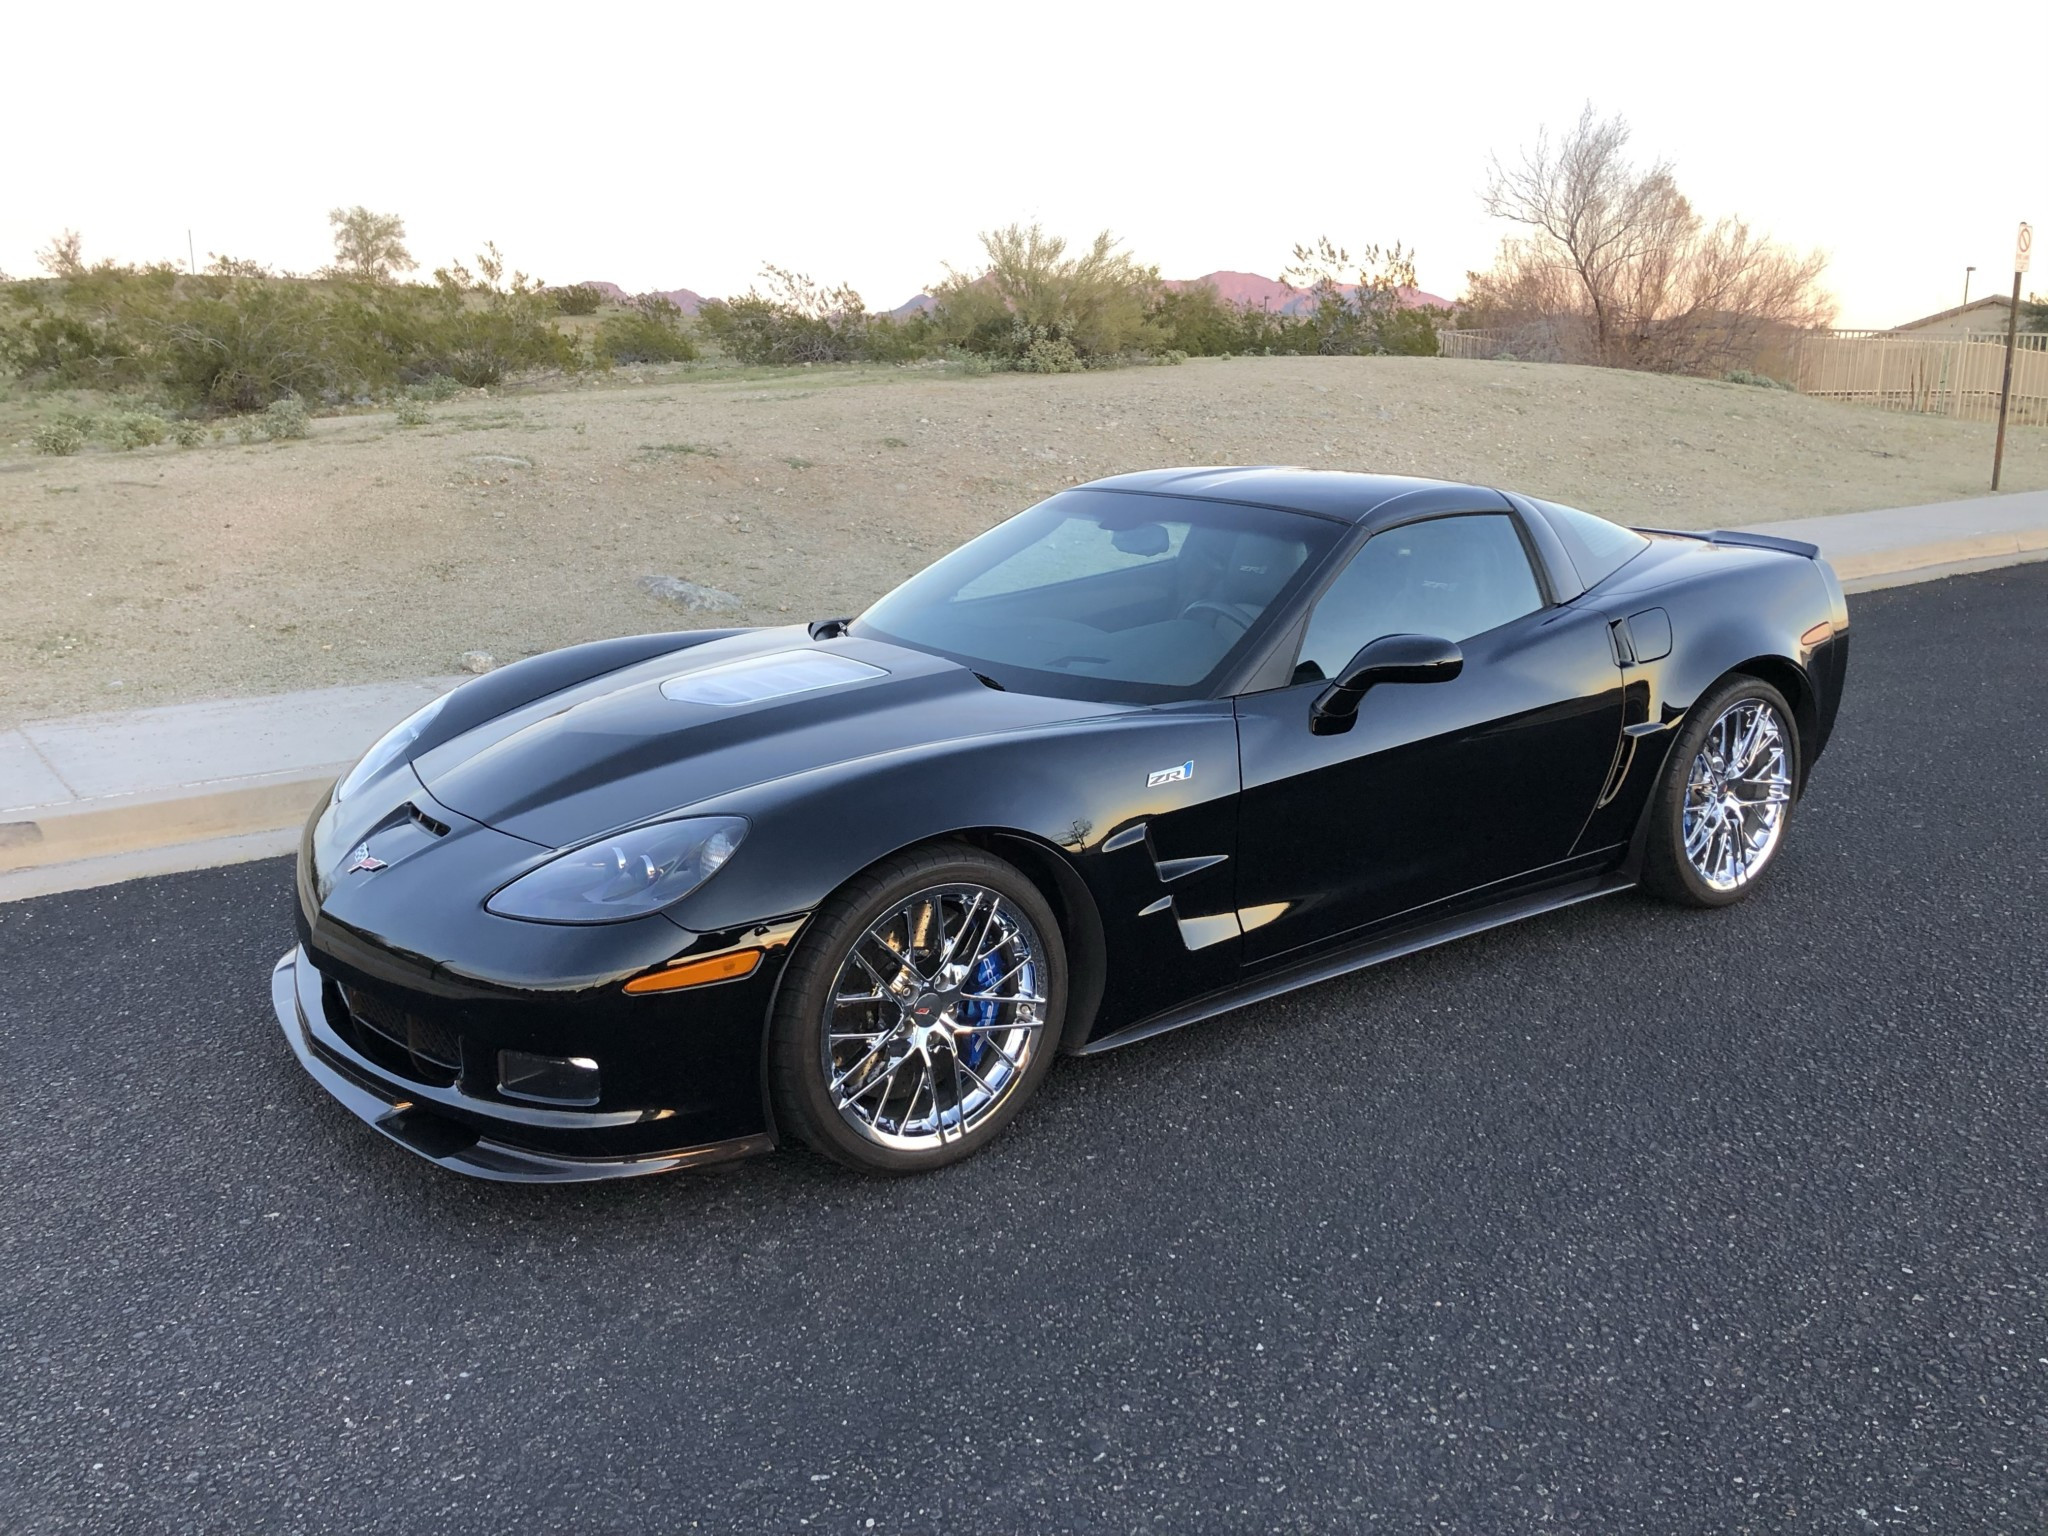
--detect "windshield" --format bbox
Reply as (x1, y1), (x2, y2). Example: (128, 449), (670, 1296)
(853, 489), (1343, 702)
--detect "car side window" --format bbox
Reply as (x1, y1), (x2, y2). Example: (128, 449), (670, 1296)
(1293, 514), (1544, 682)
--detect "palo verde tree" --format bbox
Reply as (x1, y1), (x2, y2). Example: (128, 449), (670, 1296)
(326, 206), (417, 283)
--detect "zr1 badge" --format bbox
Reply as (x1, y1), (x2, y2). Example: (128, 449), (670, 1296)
(1147, 760), (1194, 788)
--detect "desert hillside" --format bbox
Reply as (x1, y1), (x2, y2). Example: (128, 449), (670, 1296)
(0, 354), (2038, 726)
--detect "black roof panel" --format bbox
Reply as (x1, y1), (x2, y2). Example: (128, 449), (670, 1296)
(1080, 466), (1503, 523)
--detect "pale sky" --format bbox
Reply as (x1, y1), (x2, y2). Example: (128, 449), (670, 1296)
(4, 0), (2041, 329)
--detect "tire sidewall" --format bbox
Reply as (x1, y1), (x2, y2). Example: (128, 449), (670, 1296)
(772, 845), (1068, 1174)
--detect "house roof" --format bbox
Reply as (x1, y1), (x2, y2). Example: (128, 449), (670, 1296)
(1888, 295), (2015, 332)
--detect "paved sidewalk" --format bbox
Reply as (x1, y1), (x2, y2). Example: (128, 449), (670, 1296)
(4, 489), (2045, 900)
(1, 678), (457, 898)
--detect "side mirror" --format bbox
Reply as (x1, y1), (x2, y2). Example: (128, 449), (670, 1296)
(1311, 633), (1462, 735)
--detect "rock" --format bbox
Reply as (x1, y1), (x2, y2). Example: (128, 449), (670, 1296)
(640, 575), (742, 612)
(458, 650), (496, 674)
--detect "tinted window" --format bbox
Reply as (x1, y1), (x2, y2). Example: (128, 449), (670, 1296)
(1295, 514), (1542, 682)
(1531, 498), (1650, 588)
(854, 489), (1343, 703)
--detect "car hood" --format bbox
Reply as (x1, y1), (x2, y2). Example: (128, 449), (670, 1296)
(413, 627), (1128, 848)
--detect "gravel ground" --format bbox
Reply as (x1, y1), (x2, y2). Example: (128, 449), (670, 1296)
(1, 355), (2040, 728)
(0, 564), (2043, 1533)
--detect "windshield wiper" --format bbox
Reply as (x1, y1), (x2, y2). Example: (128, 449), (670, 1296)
(970, 671), (1006, 692)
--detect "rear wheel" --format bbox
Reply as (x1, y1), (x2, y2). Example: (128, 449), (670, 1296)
(1642, 675), (1799, 908)
(768, 843), (1066, 1174)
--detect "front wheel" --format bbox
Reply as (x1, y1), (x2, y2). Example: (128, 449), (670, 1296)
(1642, 675), (1800, 908)
(768, 843), (1067, 1174)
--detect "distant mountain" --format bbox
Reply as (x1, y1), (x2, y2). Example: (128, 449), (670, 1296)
(886, 270), (1452, 319)
(578, 280), (706, 314)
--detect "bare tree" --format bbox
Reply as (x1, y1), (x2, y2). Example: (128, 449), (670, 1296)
(37, 229), (85, 278)
(1479, 106), (1833, 373)
(327, 206), (417, 283)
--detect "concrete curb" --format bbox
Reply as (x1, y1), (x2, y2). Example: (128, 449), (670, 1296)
(2, 492), (2045, 902)
(1, 677), (458, 897)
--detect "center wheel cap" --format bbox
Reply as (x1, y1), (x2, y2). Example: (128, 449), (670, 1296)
(910, 991), (952, 1021)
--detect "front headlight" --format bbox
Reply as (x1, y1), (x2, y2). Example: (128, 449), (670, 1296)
(335, 695), (448, 803)
(486, 816), (747, 924)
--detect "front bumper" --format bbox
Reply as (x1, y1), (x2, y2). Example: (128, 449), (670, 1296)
(271, 948), (772, 1183)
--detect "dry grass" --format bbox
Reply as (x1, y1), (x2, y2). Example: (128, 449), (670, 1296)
(1, 355), (2040, 728)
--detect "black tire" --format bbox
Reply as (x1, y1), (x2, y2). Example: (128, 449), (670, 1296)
(1641, 673), (1800, 909)
(768, 842), (1067, 1174)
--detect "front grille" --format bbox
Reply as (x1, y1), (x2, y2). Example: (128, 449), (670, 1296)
(328, 980), (464, 1088)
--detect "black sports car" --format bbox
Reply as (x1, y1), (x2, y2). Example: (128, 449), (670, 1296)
(273, 468), (1849, 1179)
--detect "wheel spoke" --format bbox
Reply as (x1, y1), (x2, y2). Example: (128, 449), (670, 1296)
(819, 880), (1047, 1154)
(1679, 697), (1793, 894)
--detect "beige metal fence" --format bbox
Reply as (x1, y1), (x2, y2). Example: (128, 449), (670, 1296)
(1435, 326), (2048, 426)
(1789, 330), (2048, 425)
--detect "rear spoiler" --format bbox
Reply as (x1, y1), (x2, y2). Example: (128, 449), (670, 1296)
(1634, 526), (1821, 560)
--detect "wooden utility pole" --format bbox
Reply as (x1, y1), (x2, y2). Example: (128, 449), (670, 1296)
(1992, 222), (2031, 491)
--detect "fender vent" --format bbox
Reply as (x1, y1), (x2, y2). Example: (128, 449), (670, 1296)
(405, 803), (451, 837)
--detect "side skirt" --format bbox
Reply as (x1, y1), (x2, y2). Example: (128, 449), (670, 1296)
(1074, 868), (1634, 1056)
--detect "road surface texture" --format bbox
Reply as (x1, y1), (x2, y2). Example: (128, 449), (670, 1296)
(2, 564), (2043, 1534)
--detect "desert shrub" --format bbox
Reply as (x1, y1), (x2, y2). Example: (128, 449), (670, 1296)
(233, 419), (260, 445)
(105, 411), (168, 449)
(1724, 368), (1793, 389)
(262, 394), (311, 440)
(1156, 348), (1188, 365)
(594, 295), (698, 364)
(406, 373), (462, 401)
(697, 267), (887, 365)
(1011, 324), (1082, 374)
(395, 396), (429, 426)
(932, 224), (1160, 365)
(549, 284), (603, 316)
(1146, 283), (1244, 357)
(1376, 305), (1444, 357)
(171, 418), (206, 447)
(943, 347), (993, 376)
(0, 246), (586, 407)
(32, 420), (87, 455)
(155, 276), (339, 409)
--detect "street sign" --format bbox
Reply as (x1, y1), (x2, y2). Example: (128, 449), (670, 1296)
(2019, 222), (2033, 275)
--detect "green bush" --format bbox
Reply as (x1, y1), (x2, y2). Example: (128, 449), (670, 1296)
(394, 396), (429, 427)
(0, 252), (585, 408)
(171, 418), (206, 447)
(406, 374), (462, 402)
(1156, 348), (1188, 365)
(262, 395), (311, 440)
(549, 284), (603, 316)
(1723, 368), (1793, 390)
(594, 296), (698, 365)
(32, 419), (87, 455)
(1013, 324), (1082, 374)
(105, 411), (168, 449)
(1377, 306), (1443, 357)
(697, 267), (884, 365)
(932, 224), (1160, 365)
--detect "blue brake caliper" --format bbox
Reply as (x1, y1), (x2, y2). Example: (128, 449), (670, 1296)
(960, 949), (1002, 1071)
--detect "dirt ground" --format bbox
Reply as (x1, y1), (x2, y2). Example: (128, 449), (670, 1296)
(1, 355), (2040, 727)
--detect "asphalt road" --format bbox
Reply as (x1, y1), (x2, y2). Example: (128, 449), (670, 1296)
(3, 564), (2045, 1535)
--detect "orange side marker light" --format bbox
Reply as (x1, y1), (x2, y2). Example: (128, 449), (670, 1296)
(623, 948), (763, 995)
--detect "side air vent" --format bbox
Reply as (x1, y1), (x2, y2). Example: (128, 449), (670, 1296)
(405, 803), (452, 837)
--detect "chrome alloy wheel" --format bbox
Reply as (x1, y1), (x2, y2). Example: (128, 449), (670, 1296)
(821, 883), (1047, 1152)
(1682, 697), (1794, 893)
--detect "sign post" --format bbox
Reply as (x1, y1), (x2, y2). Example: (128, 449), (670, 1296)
(1992, 221), (2031, 491)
